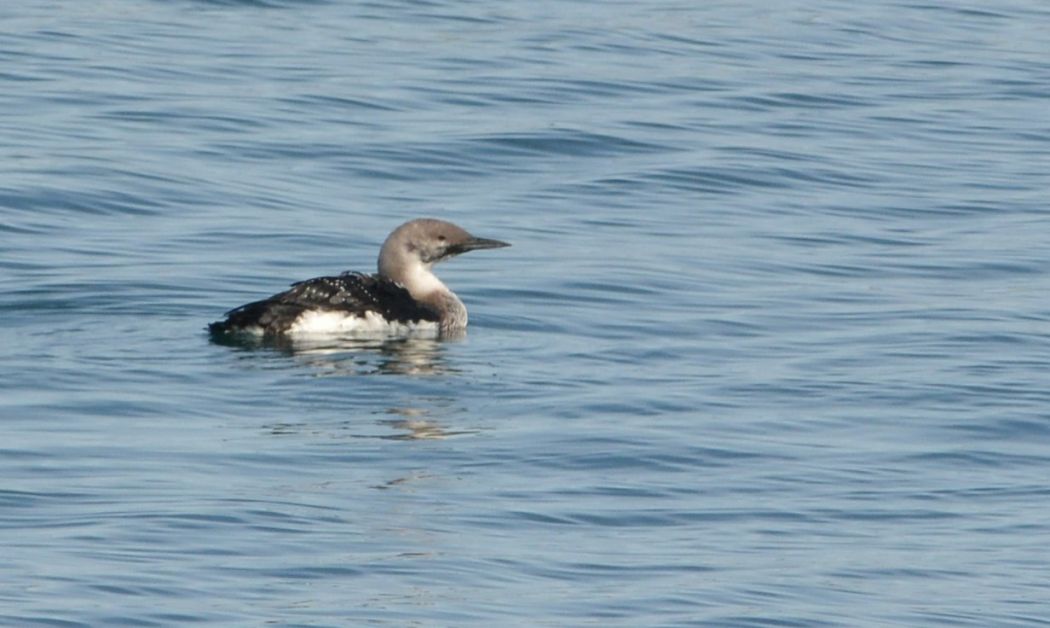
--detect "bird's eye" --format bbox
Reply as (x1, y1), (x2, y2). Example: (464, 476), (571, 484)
(438, 235), (447, 242)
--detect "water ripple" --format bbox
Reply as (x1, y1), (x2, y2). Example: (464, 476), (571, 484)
(3, 0), (1050, 625)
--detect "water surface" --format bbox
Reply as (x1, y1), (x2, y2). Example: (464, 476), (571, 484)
(3, 0), (1050, 625)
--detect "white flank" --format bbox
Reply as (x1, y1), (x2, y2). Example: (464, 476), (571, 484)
(287, 310), (439, 336)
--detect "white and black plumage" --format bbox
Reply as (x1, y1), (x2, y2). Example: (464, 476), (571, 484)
(208, 218), (509, 337)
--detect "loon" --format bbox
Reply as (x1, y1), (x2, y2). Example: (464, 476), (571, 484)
(208, 218), (509, 337)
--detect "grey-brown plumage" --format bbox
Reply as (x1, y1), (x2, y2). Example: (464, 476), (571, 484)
(208, 218), (509, 336)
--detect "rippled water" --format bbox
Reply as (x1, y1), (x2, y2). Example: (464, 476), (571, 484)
(4, 0), (1050, 625)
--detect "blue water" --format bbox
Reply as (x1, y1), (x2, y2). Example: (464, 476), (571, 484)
(4, 0), (1050, 625)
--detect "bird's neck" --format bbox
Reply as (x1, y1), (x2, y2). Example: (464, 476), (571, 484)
(402, 263), (467, 330)
(395, 261), (449, 301)
(380, 258), (467, 329)
(427, 290), (468, 331)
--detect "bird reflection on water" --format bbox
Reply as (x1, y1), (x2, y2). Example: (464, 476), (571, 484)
(375, 406), (477, 441)
(213, 330), (463, 377)
(262, 405), (474, 442)
(222, 333), (477, 441)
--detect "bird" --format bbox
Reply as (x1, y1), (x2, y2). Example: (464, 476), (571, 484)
(208, 218), (509, 337)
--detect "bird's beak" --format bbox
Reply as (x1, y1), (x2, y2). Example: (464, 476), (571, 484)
(448, 237), (511, 256)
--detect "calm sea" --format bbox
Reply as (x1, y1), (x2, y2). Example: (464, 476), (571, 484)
(3, 0), (1050, 625)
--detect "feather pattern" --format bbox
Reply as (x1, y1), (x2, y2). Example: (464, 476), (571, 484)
(209, 272), (439, 335)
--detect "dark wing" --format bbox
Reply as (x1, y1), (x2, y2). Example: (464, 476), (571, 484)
(209, 272), (439, 335)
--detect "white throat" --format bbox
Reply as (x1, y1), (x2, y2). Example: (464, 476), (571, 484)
(399, 261), (449, 300)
